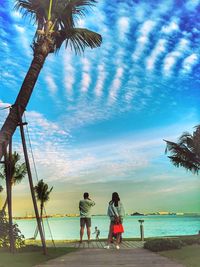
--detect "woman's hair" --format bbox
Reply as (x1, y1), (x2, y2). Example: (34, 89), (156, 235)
(83, 192), (89, 199)
(110, 192), (120, 207)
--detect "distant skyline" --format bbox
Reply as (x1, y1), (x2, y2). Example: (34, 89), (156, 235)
(0, 0), (200, 216)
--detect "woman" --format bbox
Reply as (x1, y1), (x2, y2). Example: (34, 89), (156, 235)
(104, 192), (125, 249)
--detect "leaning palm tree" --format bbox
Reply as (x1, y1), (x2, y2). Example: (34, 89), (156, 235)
(34, 179), (53, 238)
(164, 125), (200, 174)
(0, 151), (27, 212)
(0, 0), (102, 160)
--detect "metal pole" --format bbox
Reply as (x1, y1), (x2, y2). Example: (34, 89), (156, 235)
(140, 224), (144, 241)
(138, 220), (144, 241)
(17, 107), (47, 255)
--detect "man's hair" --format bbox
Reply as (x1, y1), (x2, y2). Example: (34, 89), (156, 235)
(83, 192), (89, 199)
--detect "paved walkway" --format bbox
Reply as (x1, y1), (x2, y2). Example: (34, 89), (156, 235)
(62, 240), (145, 249)
(34, 241), (185, 267)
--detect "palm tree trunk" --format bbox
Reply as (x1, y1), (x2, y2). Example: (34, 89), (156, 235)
(33, 204), (44, 239)
(40, 203), (45, 238)
(0, 39), (51, 161)
(5, 144), (15, 253)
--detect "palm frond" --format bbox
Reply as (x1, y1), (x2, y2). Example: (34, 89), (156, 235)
(164, 127), (200, 175)
(13, 163), (27, 184)
(65, 0), (97, 17)
(168, 156), (199, 174)
(55, 28), (102, 53)
(15, 0), (97, 30)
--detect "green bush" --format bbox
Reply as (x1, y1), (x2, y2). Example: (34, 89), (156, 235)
(144, 238), (184, 252)
(0, 210), (25, 249)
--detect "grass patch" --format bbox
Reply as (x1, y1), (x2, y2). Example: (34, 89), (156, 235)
(160, 245), (200, 267)
(0, 246), (76, 267)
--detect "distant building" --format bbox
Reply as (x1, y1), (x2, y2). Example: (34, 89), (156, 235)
(158, 211), (169, 215)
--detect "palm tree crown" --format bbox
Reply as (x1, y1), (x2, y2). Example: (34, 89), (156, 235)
(0, 151), (27, 211)
(164, 125), (200, 174)
(15, 0), (102, 53)
(0, 152), (27, 186)
(34, 179), (53, 213)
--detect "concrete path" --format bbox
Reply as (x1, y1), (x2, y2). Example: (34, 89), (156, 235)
(34, 242), (185, 267)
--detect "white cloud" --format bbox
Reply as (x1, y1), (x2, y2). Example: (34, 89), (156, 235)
(94, 64), (106, 97)
(81, 58), (91, 93)
(163, 38), (190, 75)
(108, 67), (124, 104)
(117, 17), (130, 41)
(14, 24), (31, 57)
(81, 73), (91, 93)
(146, 39), (167, 71)
(63, 52), (75, 98)
(132, 20), (156, 62)
(25, 111), (69, 137)
(181, 54), (199, 74)
(45, 74), (58, 95)
(185, 0), (200, 11)
(161, 20), (179, 34)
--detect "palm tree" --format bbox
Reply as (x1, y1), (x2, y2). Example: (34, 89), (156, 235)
(164, 125), (200, 174)
(0, 0), (102, 160)
(0, 152), (27, 211)
(34, 179), (53, 237)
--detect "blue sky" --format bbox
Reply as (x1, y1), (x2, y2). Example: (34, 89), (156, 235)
(0, 0), (200, 216)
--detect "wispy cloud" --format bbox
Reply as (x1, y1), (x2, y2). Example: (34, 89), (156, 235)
(63, 51), (75, 100)
(146, 39), (167, 71)
(45, 73), (58, 95)
(80, 58), (91, 93)
(14, 24), (32, 57)
(117, 17), (130, 42)
(132, 20), (156, 62)
(163, 38), (190, 76)
(108, 65), (124, 104)
(181, 53), (199, 74)
(161, 19), (179, 34)
(94, 63), (107, 97)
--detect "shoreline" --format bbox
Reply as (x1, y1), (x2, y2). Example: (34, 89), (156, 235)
(14, 213), (200, 220)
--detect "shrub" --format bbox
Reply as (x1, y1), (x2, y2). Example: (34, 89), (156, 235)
(0, 210), (25, 249)
(144, 238), (184, 252)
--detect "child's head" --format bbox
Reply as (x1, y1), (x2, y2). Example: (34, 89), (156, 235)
(95, 226), (97, 229)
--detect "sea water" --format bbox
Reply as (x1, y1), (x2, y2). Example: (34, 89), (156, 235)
(15, 215), (200, 240)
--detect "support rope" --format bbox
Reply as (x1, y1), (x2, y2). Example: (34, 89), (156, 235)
(23, 112), (56, 248)
(0, 105), (11, 111)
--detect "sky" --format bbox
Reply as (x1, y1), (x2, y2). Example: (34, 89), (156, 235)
(0, 0), (200, 216)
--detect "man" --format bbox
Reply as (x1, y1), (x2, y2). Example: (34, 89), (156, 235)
(79, 192), (95, 243)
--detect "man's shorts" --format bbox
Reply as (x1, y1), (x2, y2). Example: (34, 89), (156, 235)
(80, 217), (91, 228)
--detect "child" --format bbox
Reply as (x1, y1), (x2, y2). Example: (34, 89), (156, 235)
(93, 226), (100, 240)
